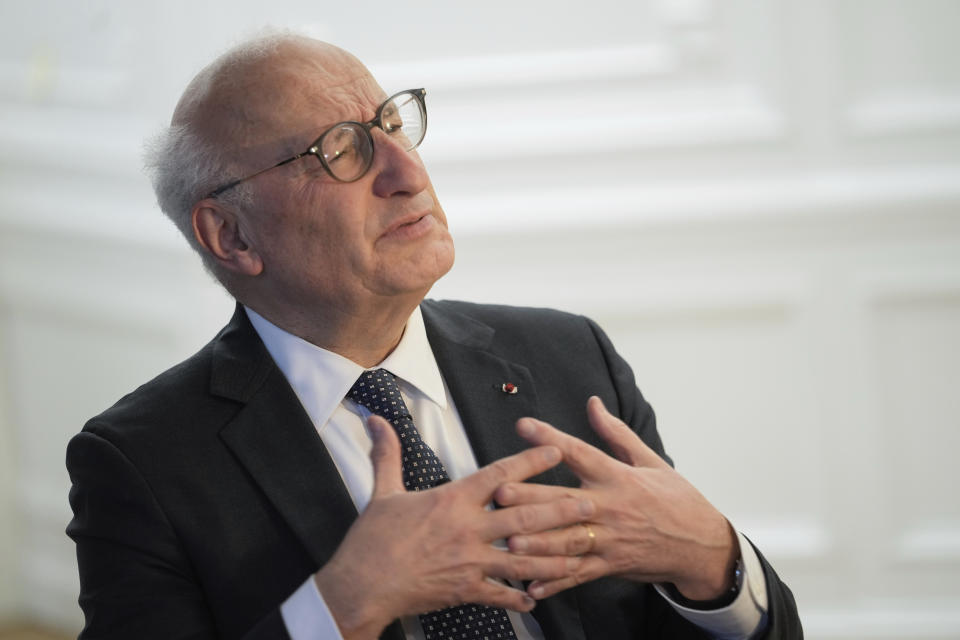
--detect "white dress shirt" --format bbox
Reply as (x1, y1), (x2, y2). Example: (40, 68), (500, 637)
(245, 306), (767, 639)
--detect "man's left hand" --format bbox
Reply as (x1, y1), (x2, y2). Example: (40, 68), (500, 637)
(494, 396), (738, 601)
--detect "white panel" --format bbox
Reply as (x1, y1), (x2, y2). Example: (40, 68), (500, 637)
(839, 0), (960, 137)
(600, 305), (824, 521)
(0, 309), (20, 618)
(805, 605), (960, 639)
(838, 0), (960, 95)
(870, 295), (960, 563)
(729, 517), (830, 559)
(18, 513), (82, 630)
(898, 521), (960, 562)
(436, 166), (960, 234)
(2, 301), (213, 631)
(7, 306), (180, 489)
(847, 92), (960, 137)
(369, 44), (681, 90)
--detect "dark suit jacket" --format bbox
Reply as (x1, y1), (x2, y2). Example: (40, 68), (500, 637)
(67, 300), (802, 639)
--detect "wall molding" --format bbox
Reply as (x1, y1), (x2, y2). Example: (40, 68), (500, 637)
(897, 522), (960, 562)
(846, 91), (960, 138)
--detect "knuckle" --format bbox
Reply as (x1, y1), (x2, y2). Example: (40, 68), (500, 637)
(491, 589), (520, 611)
(564, 496), (586, 521)
(564, 530), (585, 555)
(567, 560), (586, 585)
(427, 490), (456, 518)
(569, 439), (593, 462)
(565, 556), (589, 585)
(485, 459), (511, 485)
(545, 556), (570, 580)
(450, 585), (469, 606)
(493, 482), (517, 506)
(450, 571), (481, 605)
(503, 557), (526, 581)
(515, 505), (539, 533)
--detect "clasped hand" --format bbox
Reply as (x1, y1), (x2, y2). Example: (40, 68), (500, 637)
(497, 396), (738, 602)
(314, 416), (594, 639)
(317, 397), (737, 639)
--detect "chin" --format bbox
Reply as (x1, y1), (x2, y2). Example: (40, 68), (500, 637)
(384, 238), (455, 296)
(432, 237), (455, 278)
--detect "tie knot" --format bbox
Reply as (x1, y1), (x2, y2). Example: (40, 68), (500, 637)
(347, 368), (410, 421)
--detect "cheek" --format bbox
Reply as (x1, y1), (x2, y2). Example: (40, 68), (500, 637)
(298, 212), (372, 277)
(265, 182), (374, 271)
(279, 193), (351, 252)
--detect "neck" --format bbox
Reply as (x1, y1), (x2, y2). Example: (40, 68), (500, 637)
(244, 291), (425, 368)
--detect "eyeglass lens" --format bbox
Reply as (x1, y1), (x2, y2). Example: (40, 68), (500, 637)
(318, 91), (426, 182)
(320, 125), (374, 182)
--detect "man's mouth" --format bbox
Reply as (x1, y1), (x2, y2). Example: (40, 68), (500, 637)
(381, 213), (434, 241)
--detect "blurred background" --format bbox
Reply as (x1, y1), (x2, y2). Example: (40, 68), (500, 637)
(1, 0), (959, 638)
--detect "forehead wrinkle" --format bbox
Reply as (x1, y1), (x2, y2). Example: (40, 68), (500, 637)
(172, 36), (382, 170)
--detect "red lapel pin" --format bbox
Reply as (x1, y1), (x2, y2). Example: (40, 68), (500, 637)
(500, 382), (518, 394)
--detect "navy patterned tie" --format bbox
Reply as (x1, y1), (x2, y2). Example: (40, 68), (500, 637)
(348, 369), (518, 640)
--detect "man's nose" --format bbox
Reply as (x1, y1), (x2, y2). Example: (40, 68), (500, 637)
(369, 130), (430, 198)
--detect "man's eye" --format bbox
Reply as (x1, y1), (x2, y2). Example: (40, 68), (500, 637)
(384, 119), (404, 134)
(327, 145), (354, 163)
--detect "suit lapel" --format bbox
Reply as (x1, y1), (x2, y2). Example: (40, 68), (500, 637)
(211, 306), (357, 568)
(218, 372), (407, 640)
(420, 301), (540, 468)
(421, 301), (588, 640)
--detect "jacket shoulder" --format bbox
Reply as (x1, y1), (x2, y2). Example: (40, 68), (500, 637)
(78, 325), (238, 451)
(86, 344), (209, 428)
(421, 298), (593, 340)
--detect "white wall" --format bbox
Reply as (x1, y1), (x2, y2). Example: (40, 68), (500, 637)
(1, 0), (959, 636)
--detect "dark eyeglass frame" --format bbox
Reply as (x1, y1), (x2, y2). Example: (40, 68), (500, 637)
(205, 88), (427, 198)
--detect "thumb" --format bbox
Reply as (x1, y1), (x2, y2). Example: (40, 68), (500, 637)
(368, 415), (406, 497)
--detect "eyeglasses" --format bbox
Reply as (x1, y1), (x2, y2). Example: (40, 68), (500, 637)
(206, 88), (427, 198)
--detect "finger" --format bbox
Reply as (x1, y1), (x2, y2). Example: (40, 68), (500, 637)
(482, 496), (594, 541)
(368, 415), (405, 497)
(494, 481), (581, 507)
(515, 417), (612, 481)
(465, 445), (562, 499)
(485, 549), (588, 583)
(586, 396), (665, 468)
(509, 523), (598, 557)
(527, 555), (609, 599)
(467, 578), (538, 613)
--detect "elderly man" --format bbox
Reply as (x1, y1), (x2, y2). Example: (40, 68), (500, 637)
(66, 34), (801, 640)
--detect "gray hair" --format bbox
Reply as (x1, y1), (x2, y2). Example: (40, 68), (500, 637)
(142, 31), (299, 270)
(143, 126), (253, 267)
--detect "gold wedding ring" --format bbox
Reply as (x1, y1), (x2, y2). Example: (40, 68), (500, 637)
(580, 522), (596, 553)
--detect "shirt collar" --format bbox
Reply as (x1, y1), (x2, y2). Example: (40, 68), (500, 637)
(244, 305), (447, 430)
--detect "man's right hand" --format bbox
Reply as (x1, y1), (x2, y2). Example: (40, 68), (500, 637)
(313, 415), (594, 640)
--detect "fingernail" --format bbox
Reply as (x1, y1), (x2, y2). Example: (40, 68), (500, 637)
(522, 595), (536, 609)
(578, 498), (594, 517)
(511, 537), (528, 553)
(367, 419), (382, 439)
(530, 584), (545, 599)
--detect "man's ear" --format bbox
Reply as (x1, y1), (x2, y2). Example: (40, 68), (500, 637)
(191, 200), (264, 276)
